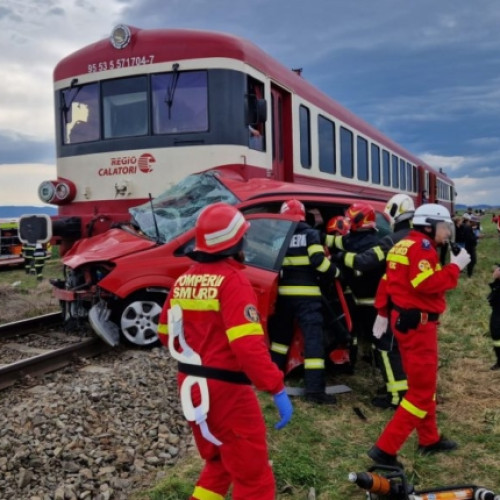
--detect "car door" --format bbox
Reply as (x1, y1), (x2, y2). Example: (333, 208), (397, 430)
(241, 213), (298, 337)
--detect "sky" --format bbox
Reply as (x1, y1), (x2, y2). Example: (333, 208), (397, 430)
(1, 0), (500, 207)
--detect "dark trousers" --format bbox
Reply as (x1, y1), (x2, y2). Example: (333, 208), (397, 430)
(269, 295), (325, 394)
(373, 331), (407, 405)
(466, 246), (476, 277)
(491, 307), (500, 363)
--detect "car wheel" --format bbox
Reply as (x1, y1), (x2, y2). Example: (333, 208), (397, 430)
(118, 292), (166, 348)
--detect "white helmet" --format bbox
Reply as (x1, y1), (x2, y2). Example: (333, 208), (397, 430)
(412, 203), (452, 227)
(384, 194), (415, 225)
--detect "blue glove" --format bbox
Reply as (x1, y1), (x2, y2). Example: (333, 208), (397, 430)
(273, 389), (293, 430)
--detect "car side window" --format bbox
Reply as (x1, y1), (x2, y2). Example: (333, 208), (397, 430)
(244, 218), (296, 271)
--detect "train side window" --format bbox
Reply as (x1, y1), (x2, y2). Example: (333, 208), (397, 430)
(103, 76), (148, 139)
(340, 126), (353, 178)
(400, 158), (406, 190)
(318, 115), (336, 174)
(300, 105), (311, 169)
(371, 144), (380, 184)
(406, 162), (412, 191)
(412, 165), (418, 193)
(62, 83), (100, 144)
(152, 70), (208, 135)
(357, 136), (368, 181)
(391, 154), (399, 188)
(247, 77), (266, 151)
(382, 149), (390, 186)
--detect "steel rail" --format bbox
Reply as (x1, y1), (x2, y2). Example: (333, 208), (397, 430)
(0, 337), (110, 390)
(0, 311), (62, 339)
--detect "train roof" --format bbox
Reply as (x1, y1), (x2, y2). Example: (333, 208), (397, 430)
(54, 26), (451, 184)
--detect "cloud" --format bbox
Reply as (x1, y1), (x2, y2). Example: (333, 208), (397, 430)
(2, 0), (500, 208)
(0, 163), (56, 206)
(454, 175), (500, 207)
(0, 131), (53, 163)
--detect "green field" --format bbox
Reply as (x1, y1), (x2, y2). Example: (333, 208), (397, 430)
(1, 220), (499, 499)
(137, 217), (500, 500)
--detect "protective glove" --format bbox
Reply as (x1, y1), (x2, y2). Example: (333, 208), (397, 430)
(273, 389), (293, 430)
(450, 247), (471, 271)
(372, 314), (389, 339)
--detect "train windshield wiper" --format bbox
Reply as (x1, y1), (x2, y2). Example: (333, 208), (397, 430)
(164, 63), (180, 119)
(61, 78), (81, 124)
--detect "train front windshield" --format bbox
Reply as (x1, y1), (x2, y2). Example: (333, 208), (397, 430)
(61, 71), (209, 144)
(129, 172), (238, 244)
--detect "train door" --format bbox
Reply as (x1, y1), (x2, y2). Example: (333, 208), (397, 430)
(270, 84), (293, 182)
(417, 166), (430, 205)
(428, 173), (437, 203)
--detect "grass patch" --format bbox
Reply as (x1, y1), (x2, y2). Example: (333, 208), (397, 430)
(3, 219), (500, 499)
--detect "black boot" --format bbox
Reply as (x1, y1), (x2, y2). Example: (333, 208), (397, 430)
(304, 392), (337, 405)
(418, 436), (458, 455)
(371, 394), (399, 409)
(367, 445), (403, 469)
(491, 347), (500, 370)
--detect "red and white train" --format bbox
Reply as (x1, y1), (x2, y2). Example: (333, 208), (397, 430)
(36, 25), (455, 255)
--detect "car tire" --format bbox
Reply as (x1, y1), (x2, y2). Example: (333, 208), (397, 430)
(117, 291), (167, 348)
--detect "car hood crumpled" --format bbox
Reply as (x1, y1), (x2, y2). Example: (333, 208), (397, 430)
(62, 228), (157, 268)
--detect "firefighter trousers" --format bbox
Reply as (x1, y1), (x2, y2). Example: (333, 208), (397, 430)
(491, 307), (500, 362)
(375, 312), (440, 454)
(189, 382), (275, 500)
(269, 295), (326, 393)
(373, 332), (407, 406)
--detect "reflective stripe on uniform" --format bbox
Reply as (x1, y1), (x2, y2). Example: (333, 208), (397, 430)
(170, 298), (220, 311)
(411, 269), (434, 288)
(374, 246), (385, 261)
(192, 485), (224, 500)
(493, 340), (500, 347)
(270, 342), (289, 355)
(380, 350), (408, 404)
(353, 297), (375, 306)
(226, 322), (264, 342)
(316, 257), (331, 273)
(307, 244), (325, 256)
(345, 252), (355, 268)
(304, 358), (325, 370)
(278, 285), (321, 296)
(283, 256), (310, 266)
(400, 398), (427, 419)
(334, 235), (344, 250)
(158, 323), (168, 335)
(387, 254), (410, 265)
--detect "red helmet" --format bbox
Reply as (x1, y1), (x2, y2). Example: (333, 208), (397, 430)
(346, 202), (376, 231)
(194, 203), (250, 254)
(280, 199), (306, 220)
(326, 216), (350, 236)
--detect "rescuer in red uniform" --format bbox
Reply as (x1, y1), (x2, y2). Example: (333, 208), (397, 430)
(157, 202), (293, 500)
(368, 203), (471, 467)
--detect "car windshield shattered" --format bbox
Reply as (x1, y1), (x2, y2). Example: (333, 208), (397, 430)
(129, 172), (239, 243)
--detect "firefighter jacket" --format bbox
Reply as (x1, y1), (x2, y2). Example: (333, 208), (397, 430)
(326, 230), (380, 304)
(157, 258), (284, 395)
(279, 221), (339, 297)
(375, 229), (460, 316)
(342, 220), (412, 274)
(488, 279), (500, 312)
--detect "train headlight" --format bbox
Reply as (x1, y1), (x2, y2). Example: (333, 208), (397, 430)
(55, 182), (70, 200)
(38, 179), (76, 205)
(38, 181), (56, 203)
(110, 24), (131, 49)
(54, 178), (76, 204)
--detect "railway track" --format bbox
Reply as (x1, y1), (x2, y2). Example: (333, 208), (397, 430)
(0, 312), (110, 390)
